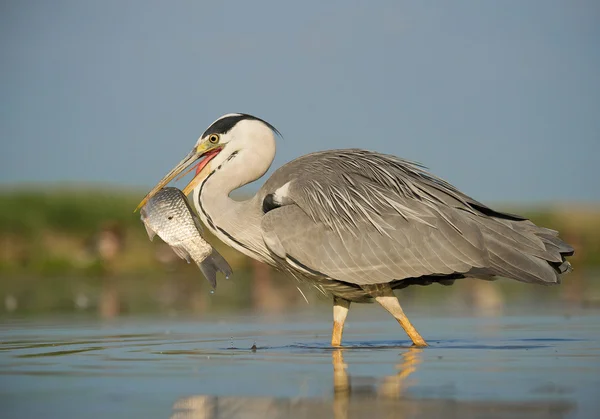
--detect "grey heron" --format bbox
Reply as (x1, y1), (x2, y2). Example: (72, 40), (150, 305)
(137, 113), (574, 347)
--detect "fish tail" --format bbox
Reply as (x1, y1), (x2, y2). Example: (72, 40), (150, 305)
(196, 249), (233, 289)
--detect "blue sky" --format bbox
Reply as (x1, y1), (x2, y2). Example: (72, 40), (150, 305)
(1, 0), (598, 202)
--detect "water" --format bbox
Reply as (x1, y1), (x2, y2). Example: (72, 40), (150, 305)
(1, 307), (599, 419)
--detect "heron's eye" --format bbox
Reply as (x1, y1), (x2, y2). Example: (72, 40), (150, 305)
(208, 134), (220, 144)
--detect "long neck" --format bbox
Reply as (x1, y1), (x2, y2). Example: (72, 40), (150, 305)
(192, 150), (274, 264)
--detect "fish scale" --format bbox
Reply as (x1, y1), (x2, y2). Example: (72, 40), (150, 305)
(140, 187), (232, 289)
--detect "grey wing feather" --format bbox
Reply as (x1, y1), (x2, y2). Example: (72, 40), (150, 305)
(260, 149), (573, 285)
(262, 202), (488, 285)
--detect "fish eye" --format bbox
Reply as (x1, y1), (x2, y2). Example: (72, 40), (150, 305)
(208, 134), (220, 144)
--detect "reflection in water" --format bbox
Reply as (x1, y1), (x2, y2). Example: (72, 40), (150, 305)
(331, 348), (422, 419)
(170, 348), (572, 419)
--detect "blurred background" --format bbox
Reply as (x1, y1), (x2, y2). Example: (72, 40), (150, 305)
(1, 0), (599, 319)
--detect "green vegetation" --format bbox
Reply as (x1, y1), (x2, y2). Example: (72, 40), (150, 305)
(0, 187), (598, 316)
(1, 188), (598, 276)
(0, 187), (249, 277)
(0, 188), (140, 236)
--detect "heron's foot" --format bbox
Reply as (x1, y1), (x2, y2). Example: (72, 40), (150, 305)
(401, 324), (428, 347)
(410, 339), (428, 348)
(405, 326), (428, 347)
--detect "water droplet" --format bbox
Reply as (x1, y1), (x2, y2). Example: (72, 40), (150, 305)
(210, 290), (215, 295)
(225, 275), (230, 280)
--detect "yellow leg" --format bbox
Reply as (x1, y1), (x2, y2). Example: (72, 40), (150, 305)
(331, 296), (350, 347)
(375, 293), (428, 347)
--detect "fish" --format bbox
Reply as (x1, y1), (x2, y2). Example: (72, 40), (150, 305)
(140, 187), (232, 289)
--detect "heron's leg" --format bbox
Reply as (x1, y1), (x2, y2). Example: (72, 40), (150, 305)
(373, 287), (428, 347)
(332, 296), (351, 347)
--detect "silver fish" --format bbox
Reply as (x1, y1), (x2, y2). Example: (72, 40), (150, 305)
(140, 187), (232, 289)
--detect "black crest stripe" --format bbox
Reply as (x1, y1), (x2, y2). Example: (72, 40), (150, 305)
(202, 113), (281, 138)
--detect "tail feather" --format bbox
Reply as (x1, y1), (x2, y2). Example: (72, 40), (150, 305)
(551, 259), (573, 275)
(519, 222), (575, 255)
(538, 233), (575, 256)
(470, 215), (573, 285)
(486, 235), (561, 284)
(476, 217), (562, 263)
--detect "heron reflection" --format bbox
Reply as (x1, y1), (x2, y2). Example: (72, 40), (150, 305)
(331, 347), (422, 419)
(170, 345), (572, 419)
(171, 348), (421, 419)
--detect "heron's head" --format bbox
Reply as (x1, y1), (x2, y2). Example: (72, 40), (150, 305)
(136, 113), (280, 211)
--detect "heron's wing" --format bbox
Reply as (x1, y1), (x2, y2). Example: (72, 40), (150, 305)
(259, 150), (496, 284)
(262, 203), (491, 284)
(261, 149), (525, 228)
(260, 149), (569, 285)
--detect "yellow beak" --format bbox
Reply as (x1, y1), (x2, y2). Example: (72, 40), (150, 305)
(134, 143), (219, 212)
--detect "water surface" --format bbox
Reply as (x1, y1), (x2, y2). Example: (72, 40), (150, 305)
(1, 308), (599, 418)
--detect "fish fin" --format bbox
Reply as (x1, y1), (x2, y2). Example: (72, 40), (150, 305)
(190, 211), (205, 234)
(181, 193), (205, 234)
(140, 209), (157, 241)
(197, 249), (233, 289)
(143, 222), (157, 241)
(171, 245), (192, 263)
